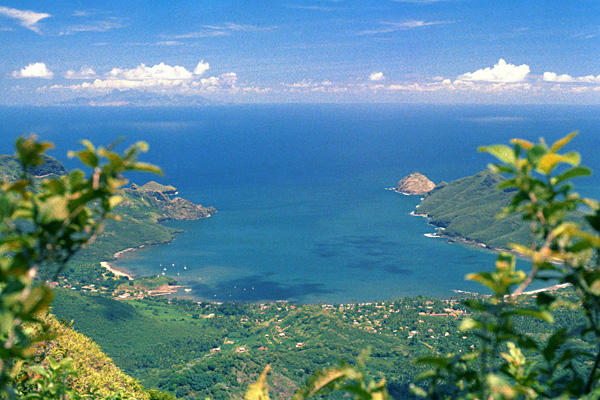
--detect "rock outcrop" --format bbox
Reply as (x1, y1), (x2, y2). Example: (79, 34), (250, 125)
(124, 181), (216, 221)
(395, 172), (435, 195)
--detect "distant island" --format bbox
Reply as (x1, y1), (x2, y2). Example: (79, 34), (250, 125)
(393, 172), (436, 195)
(61, 88), (218, 107)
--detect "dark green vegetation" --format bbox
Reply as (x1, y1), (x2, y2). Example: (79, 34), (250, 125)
(0, 154), (66, 181)
(50, 288), (471, 399)
(51, 285), (592, 400)
(415, 170), (530, 249)
(5, 133), (600, 400)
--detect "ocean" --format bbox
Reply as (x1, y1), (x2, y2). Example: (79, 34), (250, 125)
(1, 104), (599, 303)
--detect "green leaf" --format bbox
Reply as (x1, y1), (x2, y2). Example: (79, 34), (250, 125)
(538, 153), (566, 175)
(585, 211), (600, 232)
(552, 166), (592, 186)
(497, 178), (517, 190)
(459, 318), (480, 332)
(414, 357), (452, 369)
(409, 384), (428, 398)
(535, 291), (555, 306)
(37, 196), (69, 224)
(542, 328), (568, 363)
(510, 138), (534, 150)
(527, 144), (548, 166)
(479, 144), (516, 164)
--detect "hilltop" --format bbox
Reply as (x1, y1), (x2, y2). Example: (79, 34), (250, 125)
(394, 172), (436, 195)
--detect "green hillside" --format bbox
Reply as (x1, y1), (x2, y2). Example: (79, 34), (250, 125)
(0, 154), (215, 290)
(51, 289), (469, 399)
(37, 315), (154, 399)
(415, 170), (531, 249)
(0, 154), (67, 181)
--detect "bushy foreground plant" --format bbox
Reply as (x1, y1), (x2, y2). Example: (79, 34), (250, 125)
(0, 136), (161, 398)
(411, 132), (600, 399)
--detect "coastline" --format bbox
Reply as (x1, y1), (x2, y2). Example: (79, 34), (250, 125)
(100, 261), (134, 280)
(453, 283), (572, 298)
(106, 236), (179, 280)
(411, 211), (511, 254)
(410, 211), (571, 298)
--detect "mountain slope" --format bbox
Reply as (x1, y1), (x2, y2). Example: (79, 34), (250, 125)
(414, 170), (530, 249)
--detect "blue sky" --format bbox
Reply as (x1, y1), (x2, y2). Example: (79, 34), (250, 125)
(2, 0), (600, 104)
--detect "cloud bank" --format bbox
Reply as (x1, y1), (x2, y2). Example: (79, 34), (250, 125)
(61, 61), (238, 93)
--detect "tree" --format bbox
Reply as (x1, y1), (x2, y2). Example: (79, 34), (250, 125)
(0, 136), (160, 398)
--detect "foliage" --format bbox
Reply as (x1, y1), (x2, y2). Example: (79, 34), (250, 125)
(413, 132), (600, 399)
(0, 136), (160, 398)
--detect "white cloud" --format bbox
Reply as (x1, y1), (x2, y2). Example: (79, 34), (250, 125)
(12, 62), (53, 78)
(196, 72), (237, 88)
(369, 72), (385, 81)
(108, 63), (194, 81)
(170, 23), (277, 39)
(359, 20), (454, 35)
(155, 41), (183, 46)
(194, 61), (210, 76)
(544, 71), (600, 84)
(0, 6), (50, 33)
(62, 61), (238, 93)
(60, 19), (127, 35)
(458, 59), (530, 83)
(219, 72), (237, 87)
(543, 72), (574, 83)
(65, 68), (97, 79)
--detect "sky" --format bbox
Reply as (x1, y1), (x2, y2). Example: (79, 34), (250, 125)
(2, 0), (600, 105)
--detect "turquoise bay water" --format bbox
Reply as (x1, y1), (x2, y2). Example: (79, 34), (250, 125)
(1, 104), (599, 303)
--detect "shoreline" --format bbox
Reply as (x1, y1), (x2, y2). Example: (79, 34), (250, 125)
(410, 211), (571, 298)
(107, 236), (179, 280)
(453, 283), (572, 298)
(100, 261), (134, 280)
(411, 211), (520, 256)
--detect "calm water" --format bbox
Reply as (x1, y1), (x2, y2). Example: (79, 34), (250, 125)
(1, 104), (599, 303)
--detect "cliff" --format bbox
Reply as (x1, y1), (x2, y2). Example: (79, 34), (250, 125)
(124, 181), (216, 221)
(395, 172), (436, 195)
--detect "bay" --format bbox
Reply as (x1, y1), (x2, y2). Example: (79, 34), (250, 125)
(1, 104), (599, 303)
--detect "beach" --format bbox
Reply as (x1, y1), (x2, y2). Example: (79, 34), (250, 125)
(100, 261), (134, 280)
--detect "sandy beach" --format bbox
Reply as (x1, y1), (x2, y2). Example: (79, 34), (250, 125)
(100, 261), (134, 280)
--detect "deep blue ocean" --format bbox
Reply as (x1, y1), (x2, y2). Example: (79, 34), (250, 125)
(1, 104), (599, 303)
